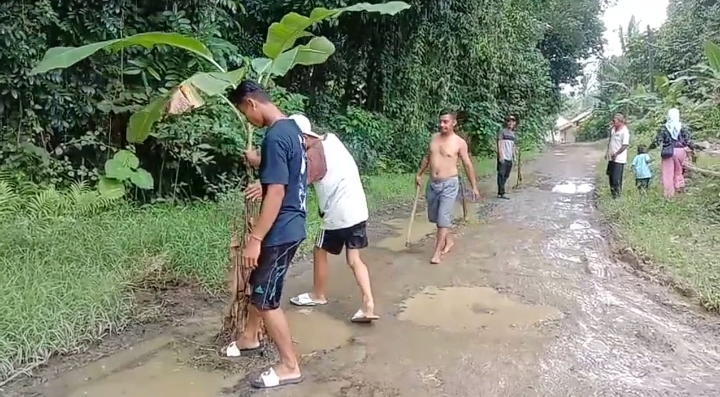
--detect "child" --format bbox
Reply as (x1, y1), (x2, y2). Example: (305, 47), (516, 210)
(631, 145), (652, 191)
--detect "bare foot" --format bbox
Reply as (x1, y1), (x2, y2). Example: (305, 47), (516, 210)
(272, 362), (302, 380)
(236, 334), (261, 350)
(430, 255), (442, 264)
(362, 301), (375, 317)
(441, 239), (455, 254)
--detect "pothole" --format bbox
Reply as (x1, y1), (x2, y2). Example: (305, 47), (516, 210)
(287, 309), (354, 354)
(60, 348), (242, 397)
(398, 286), (562, 334)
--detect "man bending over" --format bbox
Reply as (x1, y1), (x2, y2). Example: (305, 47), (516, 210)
(415, 109), (480, 264)
(246, 114), (378, 322)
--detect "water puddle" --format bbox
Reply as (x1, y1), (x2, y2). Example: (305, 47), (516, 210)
(286, 309), (353, 354)
(377, 202), (470, 251)
(551, 182), (594, 194)
(398, 286), (561, 334)
(63, 349), (241, 397)
(40, 311), (351, 397)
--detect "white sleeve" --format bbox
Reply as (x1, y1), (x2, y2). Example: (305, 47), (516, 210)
(622, 128), (630, 145)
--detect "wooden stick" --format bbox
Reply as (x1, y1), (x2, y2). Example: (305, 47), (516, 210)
(514, 150), (523, 189)
(458, 168), (468, 222)
(686, 163), (720, 177)
(406, 185), (421, 247)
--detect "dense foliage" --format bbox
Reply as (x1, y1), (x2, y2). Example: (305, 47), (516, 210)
(1, 0), (606, 201)
(580, 0), (720, 142)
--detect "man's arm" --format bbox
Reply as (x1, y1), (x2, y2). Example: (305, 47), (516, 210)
(613, 129), (630, 158)
(459, 139), (478, 190)
(416, 138), (432, 178)
(497, 131), (504, 160)
(251, 136), (288, 241)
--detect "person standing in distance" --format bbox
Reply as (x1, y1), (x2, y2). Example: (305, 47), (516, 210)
(230, 80), (306, 389)
(496, 115), (518, 199)
(606, 113), (630, 198)
(416, 109), (480, 264)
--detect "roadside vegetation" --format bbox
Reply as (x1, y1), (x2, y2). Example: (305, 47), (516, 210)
(0, 0), (605, 385)
(583, 2), (720, 312)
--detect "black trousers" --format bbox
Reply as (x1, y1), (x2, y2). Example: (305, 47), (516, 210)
(606, 161), (624, 198)
(635, 178), (650, 191)
(497, 160), (513, 195)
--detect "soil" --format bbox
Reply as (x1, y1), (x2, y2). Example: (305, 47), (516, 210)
(5, 143), (720, 397)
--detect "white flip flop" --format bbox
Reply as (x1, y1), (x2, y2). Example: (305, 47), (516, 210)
(290, 293), (328, 307)
(250, 367), (304, 389)
(350, 309), (380, 323)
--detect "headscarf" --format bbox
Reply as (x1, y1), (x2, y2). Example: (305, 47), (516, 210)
(665, 108), (682, 140)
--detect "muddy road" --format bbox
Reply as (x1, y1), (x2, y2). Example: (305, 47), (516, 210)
(9, 143), (720, 397)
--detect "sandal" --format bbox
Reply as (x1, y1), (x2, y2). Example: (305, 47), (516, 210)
(350, 309), (380, 323)
(250, 367), (304, 389)
(290, 293), (328, 307)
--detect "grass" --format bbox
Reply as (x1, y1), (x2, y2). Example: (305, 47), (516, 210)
(0, 149), (539, 384)
(0, 171), (420, 384)
(595, 148), (720, 312)
(472, 147), (541, 183)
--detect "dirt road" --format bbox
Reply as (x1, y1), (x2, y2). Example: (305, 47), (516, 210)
(11, 143), (720, 396)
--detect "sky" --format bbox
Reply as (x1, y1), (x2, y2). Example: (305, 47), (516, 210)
(602, 0), (669, 56)
(562, 0), (669, 94)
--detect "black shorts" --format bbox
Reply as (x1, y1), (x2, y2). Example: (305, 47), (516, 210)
(249, 240), (303, 311)
(315, 221), (368, 255)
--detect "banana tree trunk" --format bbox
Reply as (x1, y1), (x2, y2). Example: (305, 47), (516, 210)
(218, 124), (265, 348)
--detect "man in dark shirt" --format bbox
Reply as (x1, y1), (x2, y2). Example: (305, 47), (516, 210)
(229, 80), (307, 389)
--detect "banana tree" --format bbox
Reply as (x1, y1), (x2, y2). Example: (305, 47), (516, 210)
(30, 0), (410, 347)
(30, 1), (411, 196)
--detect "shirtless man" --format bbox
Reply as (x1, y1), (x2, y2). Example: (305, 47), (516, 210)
(415, 110), (480, 264)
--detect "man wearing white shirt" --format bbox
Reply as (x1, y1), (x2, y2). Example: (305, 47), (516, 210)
(244, 114), (378, 323)
(606, 113), (630, 198)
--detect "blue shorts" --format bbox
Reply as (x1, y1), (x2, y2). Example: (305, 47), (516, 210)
(249, 240), (303, 310)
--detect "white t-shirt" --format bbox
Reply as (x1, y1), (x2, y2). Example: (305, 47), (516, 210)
(608, 125), (630, 164)
(313, 133), (369, 230)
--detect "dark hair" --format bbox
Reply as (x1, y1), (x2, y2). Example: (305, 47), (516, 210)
(638, 144), (647, 154)
(440, 109), (457, 119)
(229, 80), (271, 105)
(506, 115), (517, 122)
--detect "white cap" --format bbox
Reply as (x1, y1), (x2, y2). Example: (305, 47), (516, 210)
(289, 114), (321, 138)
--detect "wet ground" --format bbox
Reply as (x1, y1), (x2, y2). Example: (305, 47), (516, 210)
(8, 143), (720, 397)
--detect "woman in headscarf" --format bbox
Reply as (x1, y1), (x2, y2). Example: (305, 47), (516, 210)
(648, 108), (692, 197)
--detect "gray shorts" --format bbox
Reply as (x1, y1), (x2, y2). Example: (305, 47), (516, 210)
(426, 176), (459, 228)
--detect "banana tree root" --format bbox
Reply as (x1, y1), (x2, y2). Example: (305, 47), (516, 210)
(217, 198), (264, 351)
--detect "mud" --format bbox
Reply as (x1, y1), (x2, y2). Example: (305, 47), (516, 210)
(7, 143), (720, 397)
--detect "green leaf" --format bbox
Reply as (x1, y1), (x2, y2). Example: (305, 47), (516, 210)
(186, 68), (247, 96)
(105, 159), (134, 181)
(262, 2), (411, 59)
(98, 177), (126, 199)
(127, 96), (169, 143)
(31, 32), (214, 75)
(114, 150), (140, 169)
(704, 41), (720, 73)
(251, 58), (273, 75)
(130, 169), (154, 190)
(271, 37), (336, 77)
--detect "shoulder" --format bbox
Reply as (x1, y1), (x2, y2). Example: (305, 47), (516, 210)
(454, 134), (468, 146)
